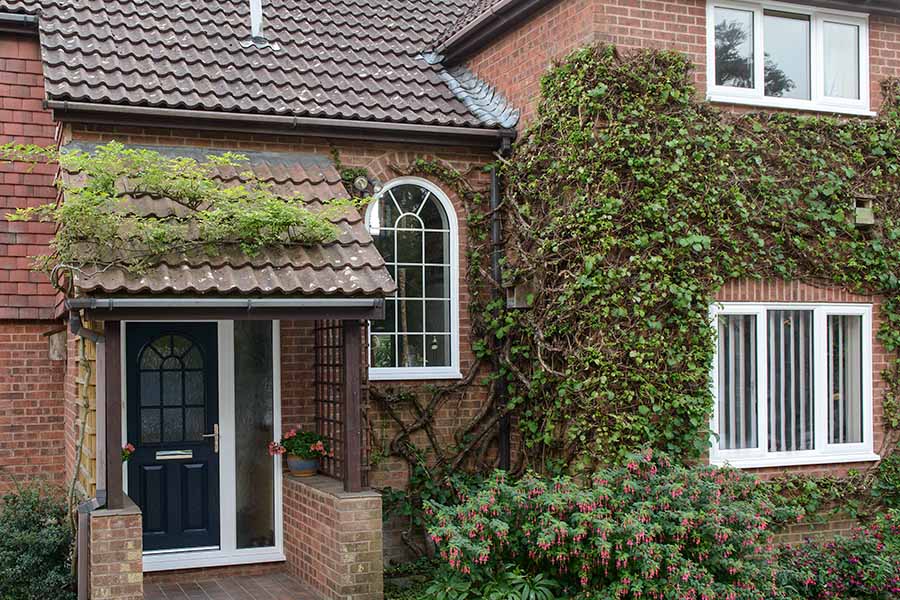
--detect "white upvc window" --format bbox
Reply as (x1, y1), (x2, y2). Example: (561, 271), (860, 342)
(706, 0), (872, 115)
(710, 303), (879, 468)
(365, 177), (461, 381)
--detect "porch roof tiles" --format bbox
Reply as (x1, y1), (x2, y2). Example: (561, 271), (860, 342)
(69, 145), (396, 298)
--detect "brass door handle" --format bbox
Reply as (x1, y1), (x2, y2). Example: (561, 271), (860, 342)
(201, 423), (219, 453)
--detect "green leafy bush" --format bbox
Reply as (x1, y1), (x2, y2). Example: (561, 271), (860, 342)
(777, 510), (900, 599)
(427, 450), (799, 599)
(0, 483), (75, 600)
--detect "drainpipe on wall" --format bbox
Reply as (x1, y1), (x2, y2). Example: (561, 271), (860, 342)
(491, 162), (511, 471)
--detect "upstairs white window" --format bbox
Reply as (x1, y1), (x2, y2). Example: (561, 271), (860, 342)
(710, 303), (878, 468)
(707, 1), (870, 115)
(365, 178), (461, 381)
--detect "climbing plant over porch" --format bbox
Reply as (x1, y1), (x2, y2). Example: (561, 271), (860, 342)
(3, 141), (340, 290)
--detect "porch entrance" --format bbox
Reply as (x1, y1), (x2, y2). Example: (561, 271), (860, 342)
(126, 322), (220, 552)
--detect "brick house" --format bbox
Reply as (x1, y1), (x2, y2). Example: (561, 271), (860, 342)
(0, 0), (898, 599)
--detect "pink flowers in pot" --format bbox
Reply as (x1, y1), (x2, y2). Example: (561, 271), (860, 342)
(266, 427), (332, 459)
(121, 443), (135, 462)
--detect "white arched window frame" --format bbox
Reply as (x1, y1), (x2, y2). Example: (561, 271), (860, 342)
(365, 177), (461, 380)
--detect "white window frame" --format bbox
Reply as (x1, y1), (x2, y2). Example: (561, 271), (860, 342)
(710, 302), (879, 468)
(706, 0), (872, 115)
(365, 176), (462, 381)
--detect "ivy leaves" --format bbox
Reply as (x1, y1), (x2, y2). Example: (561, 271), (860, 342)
(498, 44), (900, 469)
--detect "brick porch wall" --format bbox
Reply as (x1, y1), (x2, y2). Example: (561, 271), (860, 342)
(283, 475), (383, 600)
(0, 320), (66, 495)
(89, 497), (143, 600)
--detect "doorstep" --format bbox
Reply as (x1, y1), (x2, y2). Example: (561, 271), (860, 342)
(143, 572), (323, 600)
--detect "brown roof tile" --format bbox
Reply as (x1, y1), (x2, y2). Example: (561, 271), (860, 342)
(0, 0), (518, 129)
(66, 144), (396, 298)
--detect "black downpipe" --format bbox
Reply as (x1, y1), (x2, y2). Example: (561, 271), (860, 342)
(492, 165), (511, 471)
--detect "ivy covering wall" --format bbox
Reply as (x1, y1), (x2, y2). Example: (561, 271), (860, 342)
(494, 45), (900, 471)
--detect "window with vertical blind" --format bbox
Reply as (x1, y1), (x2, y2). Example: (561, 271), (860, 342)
(365, 177), (461, 380)
(710, 303), (877, 468)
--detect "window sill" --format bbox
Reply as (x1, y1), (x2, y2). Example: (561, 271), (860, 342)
(368, 367), (463, 382)
(707, 94), (876, 117)
(710, 451), (880, 470)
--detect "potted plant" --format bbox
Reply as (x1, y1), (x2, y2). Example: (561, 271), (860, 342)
(268, 428), (330, 477)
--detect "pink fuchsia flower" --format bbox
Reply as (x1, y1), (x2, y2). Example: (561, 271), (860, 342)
(284, 429), (297, 439)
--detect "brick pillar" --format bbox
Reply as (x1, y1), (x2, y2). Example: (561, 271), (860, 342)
(89, 498), (143, 600)
(284, 475), (383, 600)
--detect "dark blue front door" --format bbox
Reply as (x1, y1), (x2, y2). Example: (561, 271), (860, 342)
(126, 322), (220, 551)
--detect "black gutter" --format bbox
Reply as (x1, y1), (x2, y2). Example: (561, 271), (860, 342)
(47, 101), (517, 149)
(491, 163), (511, 471)
(0, 11), (38, 35)
(437, 0), (556, 65)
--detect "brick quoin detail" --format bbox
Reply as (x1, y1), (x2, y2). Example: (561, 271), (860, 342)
(89, 502), (143, 600)
(283, 475), (383, 600)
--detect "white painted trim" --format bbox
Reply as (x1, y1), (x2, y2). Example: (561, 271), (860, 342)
(709, 302), (878, 469)
(123, 320), (284, 570)
(142, 547), (286, 572)
(365, 176), (462, 381)
(706, 0), (872, 115)
(219, 321), (237, 553)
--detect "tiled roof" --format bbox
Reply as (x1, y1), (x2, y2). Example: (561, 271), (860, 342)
(0, 0), (518, 130)
(434, 0), (501, 49)
(67, 145), (397, 298)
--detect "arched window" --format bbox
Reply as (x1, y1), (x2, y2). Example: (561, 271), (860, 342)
(365, 177), (460, 380)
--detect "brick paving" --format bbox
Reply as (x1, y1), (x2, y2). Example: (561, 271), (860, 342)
(143, 572), (323, 600)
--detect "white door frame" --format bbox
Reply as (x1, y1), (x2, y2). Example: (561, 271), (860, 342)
(121, 320), (285, 571)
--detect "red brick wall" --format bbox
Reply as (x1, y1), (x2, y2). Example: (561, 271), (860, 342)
(283, 475), (383, 600)
(0, 32), (58, 320)
(464, 0), (900, 125)
(716, 279), (889, 479)
(0, 320), (66, 495)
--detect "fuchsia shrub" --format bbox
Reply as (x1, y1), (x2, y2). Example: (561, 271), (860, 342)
(778, 510), (900, 599)
(426, 450), (800, 600)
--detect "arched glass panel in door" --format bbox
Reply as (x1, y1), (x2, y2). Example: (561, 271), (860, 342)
(366, 178), (459, 379)
(138, 334), (207, 444)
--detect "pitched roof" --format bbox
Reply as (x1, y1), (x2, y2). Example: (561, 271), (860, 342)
(67, 145), (397, 298)
(0, 0), (518, 130)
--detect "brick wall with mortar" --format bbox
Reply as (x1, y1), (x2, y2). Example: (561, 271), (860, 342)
(0, 31), (67, 496)
(463, 0), (900, 125)
(89, 498), (143, 600)
(283, 475), (383, 600)
(0, 320), (65, 495)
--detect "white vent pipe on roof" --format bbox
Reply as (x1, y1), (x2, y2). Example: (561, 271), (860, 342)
(250, 0), (264, 41)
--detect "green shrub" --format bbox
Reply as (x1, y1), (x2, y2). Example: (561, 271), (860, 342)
(0, 483), (75, 600)
(777, 510), (900, 599)
(427, 450), (799, 600)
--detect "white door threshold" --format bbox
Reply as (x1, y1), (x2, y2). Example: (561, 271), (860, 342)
(142, 547), (286, 572)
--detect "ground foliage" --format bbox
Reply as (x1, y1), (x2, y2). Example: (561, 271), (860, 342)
(496, 44), (900, 470)
(2, 141), (340, 290)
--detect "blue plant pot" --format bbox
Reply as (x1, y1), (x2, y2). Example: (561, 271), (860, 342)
(286, 455), (319, 477)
